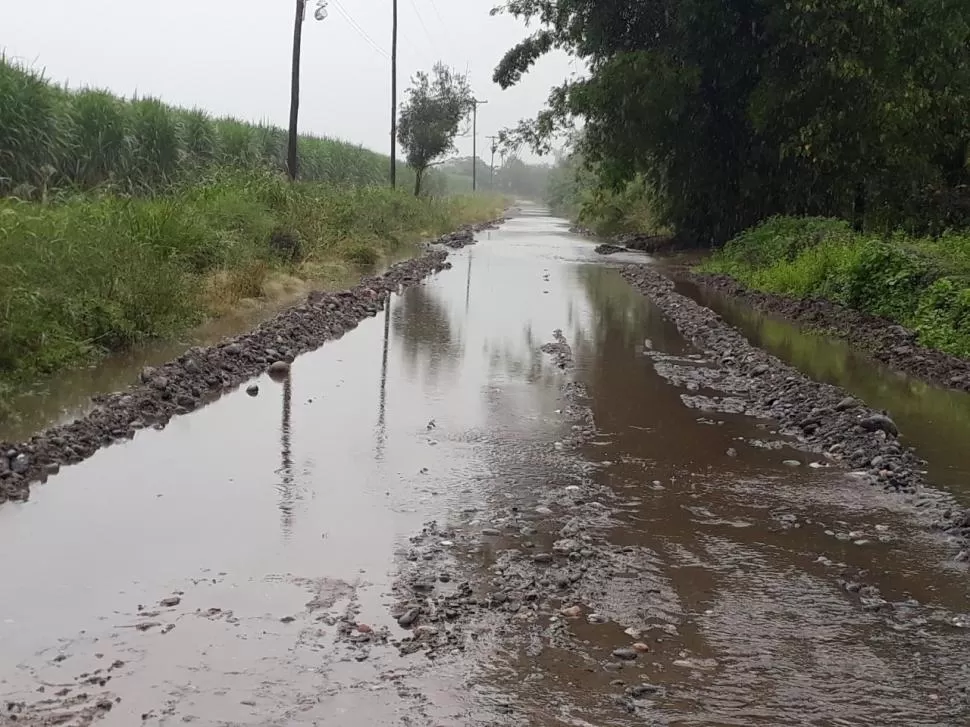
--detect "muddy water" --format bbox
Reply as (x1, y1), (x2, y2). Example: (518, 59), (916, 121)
(2, 208), (968, 726)
(0, 248), (419, 442)
(675, 279), (970, 495)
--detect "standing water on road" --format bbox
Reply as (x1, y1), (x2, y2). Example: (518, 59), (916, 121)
(2, 206), (968, 726)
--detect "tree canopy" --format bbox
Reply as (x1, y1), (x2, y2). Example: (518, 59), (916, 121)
(494, 0), (970, 244)
(398, 63), (474, 195)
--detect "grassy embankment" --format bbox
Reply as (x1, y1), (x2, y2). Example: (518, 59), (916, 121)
(699, 217), (970, 358)
(0, 58), (503, 387)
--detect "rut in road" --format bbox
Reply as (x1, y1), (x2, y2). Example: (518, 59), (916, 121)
(1, 206), (968, 727)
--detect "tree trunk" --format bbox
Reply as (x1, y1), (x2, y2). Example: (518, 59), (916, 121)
(853, 180), (867, 232)
(287, 0), (306, 181)
(413, 168), (423, 196)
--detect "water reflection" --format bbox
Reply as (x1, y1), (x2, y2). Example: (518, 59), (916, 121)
(676, 279), (970, 494)
(393, 283), (461, 384)
(375, 294), (391, 460)
(276, 372), (295, 537)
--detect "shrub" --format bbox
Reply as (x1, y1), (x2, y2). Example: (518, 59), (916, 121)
(703, 216), (970, 358)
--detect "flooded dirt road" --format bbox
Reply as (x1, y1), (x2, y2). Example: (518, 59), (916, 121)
(2, 208), (969, 726)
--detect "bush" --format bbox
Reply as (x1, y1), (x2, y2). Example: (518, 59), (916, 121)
(703, 216), (970, 358)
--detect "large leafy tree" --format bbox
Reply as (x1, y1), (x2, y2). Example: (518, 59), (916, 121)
(398, 63), (474, 195)
(494, 0), (970, 243)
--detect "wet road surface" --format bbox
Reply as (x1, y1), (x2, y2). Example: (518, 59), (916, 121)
(674, 278), (970, 496)
(2, 208), (969, 726)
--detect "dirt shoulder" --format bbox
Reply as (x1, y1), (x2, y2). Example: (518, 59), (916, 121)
(622, 265), (970, 555)
(0, 220), (500, 507)
(684, 270), (970, 393)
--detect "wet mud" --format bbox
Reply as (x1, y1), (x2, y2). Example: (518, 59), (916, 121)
(622, 265), (970, 555)
(2, 208), (969, 726)
(688, 271), (970, 393)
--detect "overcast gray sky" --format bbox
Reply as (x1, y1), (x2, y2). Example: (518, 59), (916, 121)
(1, 0), (572, 161)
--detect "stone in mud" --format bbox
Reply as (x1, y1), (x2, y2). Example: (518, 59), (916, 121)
(397, 608), (420, 628)
(632, 642), (650, 653)
(10, 454), (29, 474)
(533, 553), (553, 564)
(267, 361), (291, 378)
(159, 596), (181, 607)
(835, 397), (859, 411)
(726, 447), (738, 457)
(246, 384), (259, 397)
(626, 683), (662, 698)
(782, 459), (801, 467)
(552, 538), (581, 555)
(481, 527), (501, 536)
(612, 648), (639, 661)
(561, 605), (582, 618)
(859, 414), (899, 437)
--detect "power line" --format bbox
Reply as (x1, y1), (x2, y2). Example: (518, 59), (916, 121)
(426, 0), (445, 27)
(406, 0), (438, 54)
(330, 0), (390, 59)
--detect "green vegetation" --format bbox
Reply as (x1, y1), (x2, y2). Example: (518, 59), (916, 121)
(495, 0), (970, 245)
(398, 63), (474, 196)
(0, 56), (417, 196)
(0, 168), (502, 383)
(0, 56), (503, 386)
(546, 155), (665, 237)
(702, 217), (970, 357)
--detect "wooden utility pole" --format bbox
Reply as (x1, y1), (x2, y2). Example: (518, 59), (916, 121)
(390, 0), (398, 187)
(486, 135), (499, 190)
(470, 99), (487, 191)
(287, 0), (307, 181)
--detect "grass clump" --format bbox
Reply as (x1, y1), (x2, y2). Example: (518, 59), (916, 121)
(702, 217), (970, 358)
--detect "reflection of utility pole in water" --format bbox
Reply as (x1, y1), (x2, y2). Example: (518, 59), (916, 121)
(465, 251), (473, 314)
(277, 372), (295, 537)
(375, 293), (392, 460)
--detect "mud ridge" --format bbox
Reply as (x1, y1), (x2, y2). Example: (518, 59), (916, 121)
(622, 265), (970, 554)
(686, 271), (970, 393)
(0, 222), (502, 506)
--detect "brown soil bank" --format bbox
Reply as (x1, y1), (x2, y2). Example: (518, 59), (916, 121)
(686, 271), (970, 393)
(0, 221), (499, 506)
(622, 265), (970, 554)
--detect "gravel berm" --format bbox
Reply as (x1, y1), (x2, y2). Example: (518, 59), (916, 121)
(0, 221), (499, 505)
(622, 264), (970, 555)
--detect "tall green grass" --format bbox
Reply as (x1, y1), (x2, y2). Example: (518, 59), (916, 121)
(0, 168), (503, 382)
(702, 217), (970, 358)
(0, 56), (417, 195)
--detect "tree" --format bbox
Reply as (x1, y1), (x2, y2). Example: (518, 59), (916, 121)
(493, 0), (970, 243)
(398, 63), (474, 196)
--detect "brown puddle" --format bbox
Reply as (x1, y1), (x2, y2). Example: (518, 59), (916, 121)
(1, 207), (968, 726)
(673, 277), (970, 497)
(0, 247), (421, 443)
